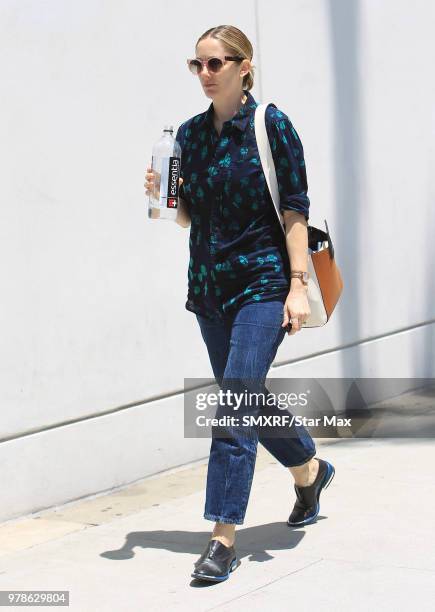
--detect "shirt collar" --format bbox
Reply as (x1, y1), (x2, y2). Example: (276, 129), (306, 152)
(202, 89), (258, 133)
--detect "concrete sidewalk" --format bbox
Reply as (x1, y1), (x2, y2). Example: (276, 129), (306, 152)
(0, 436), (434, 611)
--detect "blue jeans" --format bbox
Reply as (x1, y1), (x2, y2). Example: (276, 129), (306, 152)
(196, 299), (316, 525)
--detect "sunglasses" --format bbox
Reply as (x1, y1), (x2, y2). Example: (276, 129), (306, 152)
(187, 56), (244, 75)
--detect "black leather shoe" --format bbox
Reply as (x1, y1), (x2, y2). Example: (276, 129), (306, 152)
(191, 539), (238, 582)
(287, 458), (335, 527)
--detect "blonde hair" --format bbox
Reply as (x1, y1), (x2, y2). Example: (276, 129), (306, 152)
(196, 25), (255, 91)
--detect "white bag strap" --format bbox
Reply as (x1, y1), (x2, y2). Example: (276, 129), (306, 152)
(254, 103), (286, 235)
(254, 102), (328, 327)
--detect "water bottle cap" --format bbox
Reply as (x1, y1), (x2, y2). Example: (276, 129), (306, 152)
(163, 125), (174, 133)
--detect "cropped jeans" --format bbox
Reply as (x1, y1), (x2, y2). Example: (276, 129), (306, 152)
(196, 299), (316, 525)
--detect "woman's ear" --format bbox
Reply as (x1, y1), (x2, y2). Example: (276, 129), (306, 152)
(240, 58), (251, 78)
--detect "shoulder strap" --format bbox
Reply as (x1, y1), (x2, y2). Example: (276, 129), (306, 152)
(254, 103), (286, 235)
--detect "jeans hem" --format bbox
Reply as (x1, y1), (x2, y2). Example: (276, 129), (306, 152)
(285, 450), (317, 468)
(203, 513), (244, 525)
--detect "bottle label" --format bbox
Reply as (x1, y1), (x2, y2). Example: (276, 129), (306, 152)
(166, 157), (180, 208)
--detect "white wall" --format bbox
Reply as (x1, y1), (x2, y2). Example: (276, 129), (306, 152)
(1, 0), (434, 521)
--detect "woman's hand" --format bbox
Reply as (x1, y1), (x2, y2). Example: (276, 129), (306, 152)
(282, 282), (311, 335)
(144, 165), (184, 219)
(144, 166), (161, 200)
(144, 165), (183, 199)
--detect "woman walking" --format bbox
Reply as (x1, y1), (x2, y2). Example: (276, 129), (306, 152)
(145, 24), (335, 583)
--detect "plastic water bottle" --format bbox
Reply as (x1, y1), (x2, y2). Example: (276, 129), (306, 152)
(148, 125), (181, 221)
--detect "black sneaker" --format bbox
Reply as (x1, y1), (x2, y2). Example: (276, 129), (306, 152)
(287, 458), (335, 527)
(191, 539), (238, 582)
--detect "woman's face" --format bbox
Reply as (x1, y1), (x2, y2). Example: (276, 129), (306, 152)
(195, 37), (250, 100)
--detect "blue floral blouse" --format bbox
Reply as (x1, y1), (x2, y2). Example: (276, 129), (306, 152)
(175, 89), (310, 321)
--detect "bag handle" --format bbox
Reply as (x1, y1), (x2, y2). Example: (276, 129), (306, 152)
(254, 103), (285, 234)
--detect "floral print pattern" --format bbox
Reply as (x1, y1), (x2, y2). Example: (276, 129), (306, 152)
(176, 89), (310, 320)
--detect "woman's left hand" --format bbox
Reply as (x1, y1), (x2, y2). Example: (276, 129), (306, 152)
(282, 285), (311, 335)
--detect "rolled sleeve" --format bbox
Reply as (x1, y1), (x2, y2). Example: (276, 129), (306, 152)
(265, 106), (310, 222)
